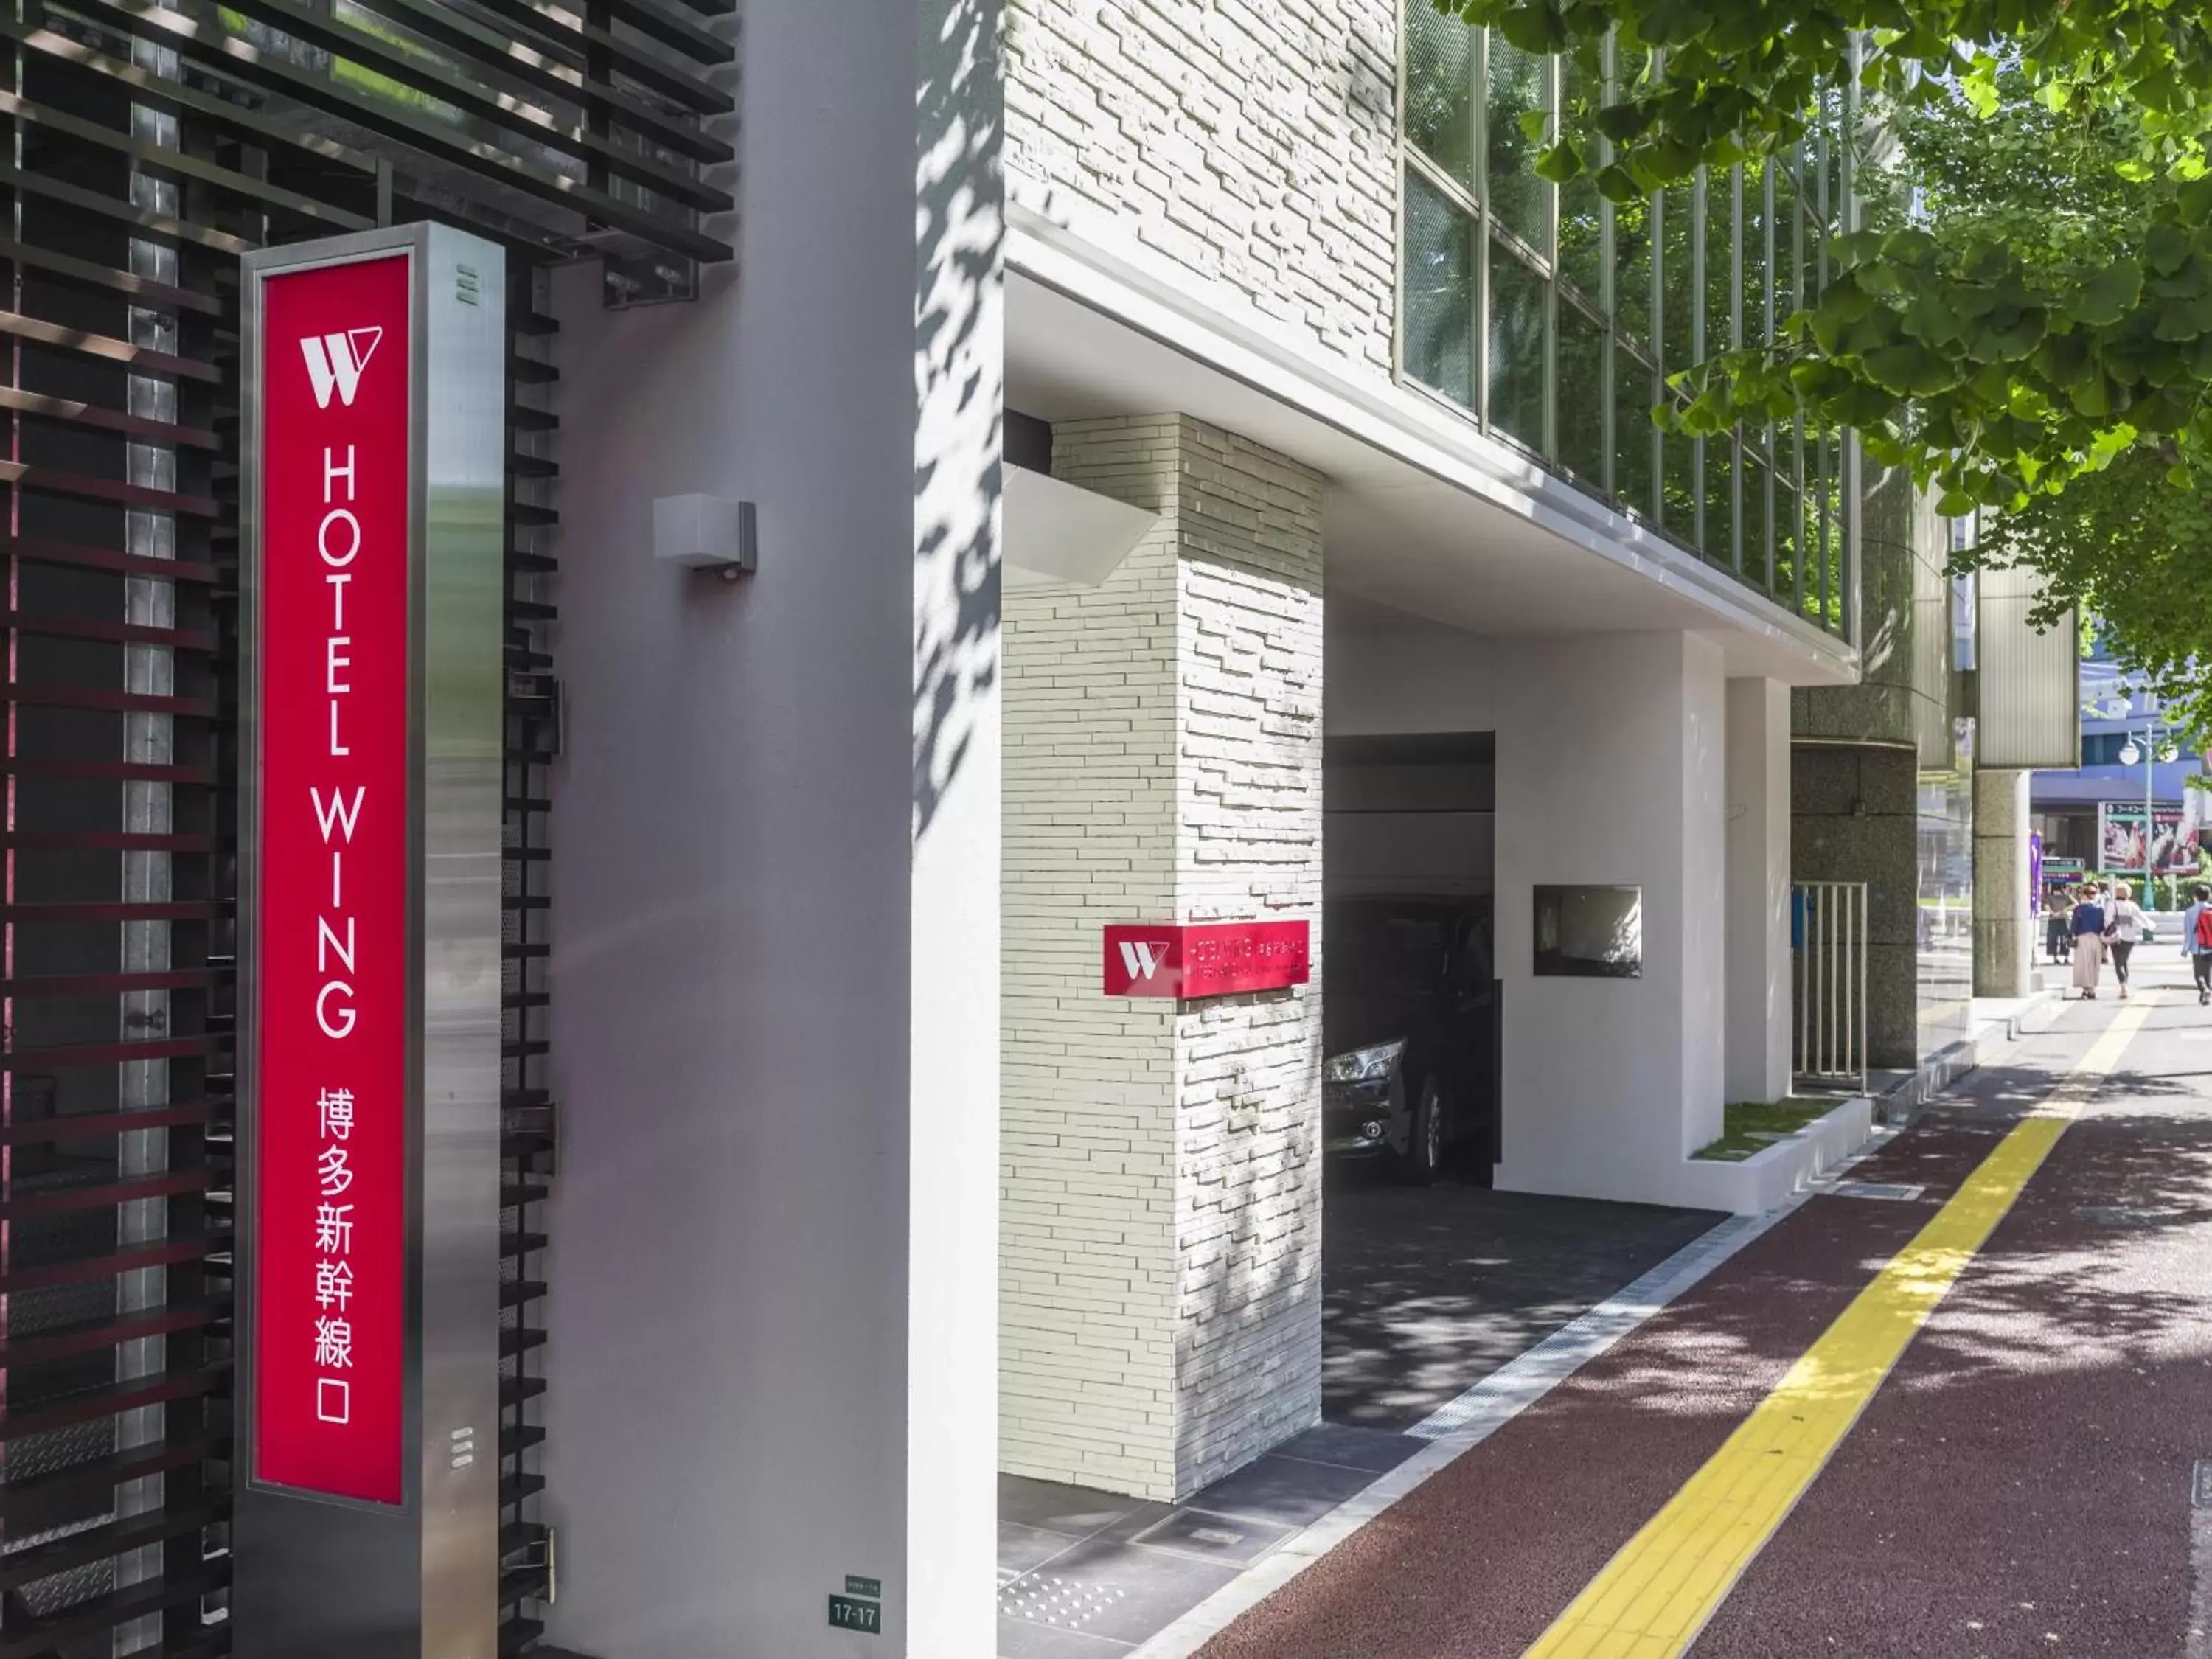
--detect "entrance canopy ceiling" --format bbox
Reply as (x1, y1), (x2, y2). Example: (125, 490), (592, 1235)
(1006, 220), (1857, 689)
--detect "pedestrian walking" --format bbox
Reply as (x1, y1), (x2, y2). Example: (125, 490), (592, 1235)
(2107, 881), (2146, 998)
(2045, 886), (2073, 962)
(2184, 883), (2212, 1006)
(2070, 883), (2107, 998)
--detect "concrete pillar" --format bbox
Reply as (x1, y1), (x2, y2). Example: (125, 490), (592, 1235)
(1974, 768), (2034, 997)
(1791, 742), (1923, 1069)
(1794, 455), (1958, 1071)
(537, 7), (1001, 1655)
(1491, 632), (1726, 1205)
(1725, 678), (1793, 1104)
(1000, 414), (1324, 1502)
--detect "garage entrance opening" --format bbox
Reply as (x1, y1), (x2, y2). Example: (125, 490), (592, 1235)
(1321, 731), (1725, 1430)
(1325, 733), (1499, 1185)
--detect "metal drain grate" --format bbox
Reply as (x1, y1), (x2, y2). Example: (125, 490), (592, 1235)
(1826, 1180), (1927, 1202)
(2194, 1460), (2212, 1509)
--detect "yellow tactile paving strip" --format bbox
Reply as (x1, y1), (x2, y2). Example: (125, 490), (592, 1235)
(1523, 997), (2154, 1659)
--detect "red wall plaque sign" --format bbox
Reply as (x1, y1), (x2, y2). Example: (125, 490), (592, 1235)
(251, 251), (412, 1504)
(1103, 922), (1312, 998)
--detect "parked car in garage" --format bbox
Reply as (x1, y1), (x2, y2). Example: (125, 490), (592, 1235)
(1323, 894), (1498, 1183)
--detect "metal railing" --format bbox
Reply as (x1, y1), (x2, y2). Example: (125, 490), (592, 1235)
(1793, 882), (1870, 1094)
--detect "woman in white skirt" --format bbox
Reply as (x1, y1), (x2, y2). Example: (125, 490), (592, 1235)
(2070, 884), (2108, 998)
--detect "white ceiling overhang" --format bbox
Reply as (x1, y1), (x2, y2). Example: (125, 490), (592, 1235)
(1004, 198), (1860, 688)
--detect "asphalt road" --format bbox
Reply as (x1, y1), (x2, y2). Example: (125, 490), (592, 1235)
(1199, 960), (2212, 1658)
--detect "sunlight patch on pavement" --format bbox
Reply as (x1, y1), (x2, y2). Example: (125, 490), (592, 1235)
(1523, 997), (2156, 1659)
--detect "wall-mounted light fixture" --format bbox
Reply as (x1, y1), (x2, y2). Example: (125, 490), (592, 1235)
(653, 493), (757, 581)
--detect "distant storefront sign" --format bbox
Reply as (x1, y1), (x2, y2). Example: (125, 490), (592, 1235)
(2097, 803), (2204, 874)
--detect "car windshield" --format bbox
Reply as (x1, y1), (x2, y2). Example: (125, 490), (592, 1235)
(1331, 907), (1449, 998)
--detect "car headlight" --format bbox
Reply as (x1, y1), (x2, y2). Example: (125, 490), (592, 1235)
(1325, 1039), (1405, 1085)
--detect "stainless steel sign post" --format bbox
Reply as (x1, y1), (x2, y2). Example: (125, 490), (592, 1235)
(237, 223), (506, 1657)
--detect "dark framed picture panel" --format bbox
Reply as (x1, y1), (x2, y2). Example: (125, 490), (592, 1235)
(1534, 886), (1644, 978)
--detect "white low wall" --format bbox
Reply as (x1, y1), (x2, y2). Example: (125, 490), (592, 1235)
(1668, 1096), (1877, 1215)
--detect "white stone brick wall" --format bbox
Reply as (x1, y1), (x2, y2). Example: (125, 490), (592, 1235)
(1167, 423), (1326, 1488)
(1005, 0), (1400, 382)
(1001, 414), (1324, 1500)
(1001, 418), (1186, 1498)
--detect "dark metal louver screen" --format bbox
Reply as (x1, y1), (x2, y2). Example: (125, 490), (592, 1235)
(0, 0), (731, 1650)
(496, 260), (558, 1658)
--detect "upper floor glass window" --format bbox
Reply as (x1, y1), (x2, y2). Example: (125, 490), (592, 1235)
(1395, 2), (1850, 638)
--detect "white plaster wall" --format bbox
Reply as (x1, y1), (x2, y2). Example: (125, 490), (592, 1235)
(1004, 0), (1399, 383)
(1681, 639), (1728, 1128)
(1725, 678), (1793, 1103)
(1491, 633), (1728, 1203)
(538, 6), (999, 1655)
(1325, 609), (1497, 737)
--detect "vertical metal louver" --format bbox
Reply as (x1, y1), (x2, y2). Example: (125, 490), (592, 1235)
(0, 0), (733, 1651)
(495, 258), (559, 1658)
(1975, 563), (2081, 773)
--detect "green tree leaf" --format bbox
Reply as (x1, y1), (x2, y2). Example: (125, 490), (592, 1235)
(2076, 262), (2143, 327)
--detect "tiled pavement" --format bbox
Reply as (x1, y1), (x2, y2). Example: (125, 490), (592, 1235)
(1320, 1173), (1722, 1430)
(997, 1178), (1728, 1656)
(996, 1425), (1423, 1658)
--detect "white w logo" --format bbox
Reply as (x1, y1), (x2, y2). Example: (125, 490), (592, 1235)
(299, 327), (383, 409)
(1117, 940), (1168, 981)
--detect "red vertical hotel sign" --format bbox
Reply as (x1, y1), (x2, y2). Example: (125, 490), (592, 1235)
(253, 254), (411, 1504)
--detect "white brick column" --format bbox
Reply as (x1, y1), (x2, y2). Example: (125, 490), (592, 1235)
(1001, 414), (1324, 1501)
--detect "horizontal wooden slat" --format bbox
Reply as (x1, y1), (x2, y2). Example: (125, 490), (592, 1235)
(0, 682), (217, 719)
(6, 967), (223, 999)
(0, 1500), (220, 1591)
(1, 86), (372, 234)
(0, 305), (223, 384)
(0, 1036), (224, 1074)
(6, 12), (380, 183)
(0, 386), (222, 452)
(0, 1562), (226, 1659)
(0, 1364), (226, 1444)
(0, 757), (215, 785)
(0, 1441), (218, 1528)
(76, 0), (730, 262)
(301, 0), (734, 198)
(0, 1296), (226, 1371)
(0, 161), (255, 256)
(0, 234), (226, 317)
(0, 1230), (220, 1292)
(0, 1100), (215, 1151)
(0, 1169), (210, 1218)
(0, 900), (226, 926)
(0, 830), (219, 854)
(0, 461), (220, 519)
(0, 608), (220, 653)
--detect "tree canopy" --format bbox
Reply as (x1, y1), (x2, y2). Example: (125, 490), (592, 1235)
(1433, 1), (2212, 499)
(1433, 0), (2212, 725)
